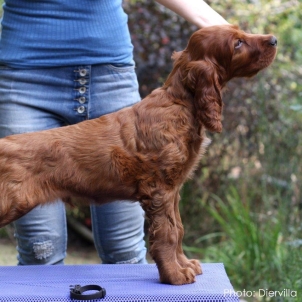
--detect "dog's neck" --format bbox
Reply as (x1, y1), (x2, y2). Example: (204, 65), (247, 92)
(162, 66), (194, 104)
(163, 61), (227, 98)
(162, 70), (205, 135)
(162, 59), (227, 133)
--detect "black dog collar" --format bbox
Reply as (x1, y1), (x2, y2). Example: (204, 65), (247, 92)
(70, 284), (106, 300)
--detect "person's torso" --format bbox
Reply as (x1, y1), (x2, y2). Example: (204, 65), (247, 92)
(0, 0), (133, 68)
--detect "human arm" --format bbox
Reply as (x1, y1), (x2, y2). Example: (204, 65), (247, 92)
(155, 0), (229, 28)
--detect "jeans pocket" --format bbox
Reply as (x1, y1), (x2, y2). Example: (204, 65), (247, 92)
(105, 62), (135, 73)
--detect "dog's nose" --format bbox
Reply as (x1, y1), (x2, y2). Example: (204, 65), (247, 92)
(269, 36), (277, 46)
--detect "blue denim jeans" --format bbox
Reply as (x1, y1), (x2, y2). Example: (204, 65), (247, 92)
(0, 63), (147, 265)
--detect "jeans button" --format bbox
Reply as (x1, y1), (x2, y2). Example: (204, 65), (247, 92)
(79, 87), (86, 94)
(79, 78), (87, 85)
(77, 106), (85, 114)
(79, 96), (86, 104)
(79, 69), (87, 77)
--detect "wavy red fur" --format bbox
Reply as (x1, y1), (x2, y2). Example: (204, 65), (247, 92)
(0, 25), (277, 284)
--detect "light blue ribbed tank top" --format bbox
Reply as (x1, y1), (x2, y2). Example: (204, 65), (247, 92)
(0, 0), (133, 68)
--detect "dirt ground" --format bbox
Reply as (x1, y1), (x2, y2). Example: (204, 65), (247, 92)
(0, 235), (100, 266)
(0, 226), (152, 265)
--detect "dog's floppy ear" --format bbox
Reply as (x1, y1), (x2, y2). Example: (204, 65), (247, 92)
(184, 61), (223, 133)
(171, 50), (183, 62)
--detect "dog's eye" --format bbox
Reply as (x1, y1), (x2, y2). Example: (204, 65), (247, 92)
(235, 39), (243, 49)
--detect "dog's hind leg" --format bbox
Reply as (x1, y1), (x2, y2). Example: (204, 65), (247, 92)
(0, 173), (56, 227)
(0, 189), (37, 228)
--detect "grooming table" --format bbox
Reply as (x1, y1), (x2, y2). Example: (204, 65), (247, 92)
(0, 263), (239, 301)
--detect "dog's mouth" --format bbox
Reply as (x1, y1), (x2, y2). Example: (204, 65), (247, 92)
(259, 48), (277, 70)
(260, 36), (278, 67)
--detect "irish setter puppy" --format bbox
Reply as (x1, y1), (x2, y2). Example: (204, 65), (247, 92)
(0, 25), (276, 284)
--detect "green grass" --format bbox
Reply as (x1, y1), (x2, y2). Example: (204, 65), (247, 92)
(184, 187), (302, 301)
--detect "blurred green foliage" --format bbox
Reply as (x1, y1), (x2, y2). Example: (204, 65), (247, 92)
(196, 188), (302, 298)
(125, 0), (302, 236)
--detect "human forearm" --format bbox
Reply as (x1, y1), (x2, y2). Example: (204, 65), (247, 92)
(155, 0), (229, 28)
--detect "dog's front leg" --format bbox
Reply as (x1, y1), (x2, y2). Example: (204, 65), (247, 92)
(142, 190), (196, 285)
(174, 193), (202, 276)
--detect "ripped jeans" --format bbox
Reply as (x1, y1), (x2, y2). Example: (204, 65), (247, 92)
(0, 63), (147, 265)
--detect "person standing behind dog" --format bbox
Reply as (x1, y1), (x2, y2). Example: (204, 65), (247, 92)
(0, 0), (228, 266)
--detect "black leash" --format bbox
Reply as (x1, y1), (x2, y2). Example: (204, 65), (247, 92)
(70, 284), (106, 300)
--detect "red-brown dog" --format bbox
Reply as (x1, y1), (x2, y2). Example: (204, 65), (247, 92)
(0, 25), (277, 284)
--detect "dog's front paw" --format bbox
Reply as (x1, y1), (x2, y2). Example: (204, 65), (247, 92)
(160, 267), (196, 285)
(177, 254), (202, 275)
(187, 259), (202, 275)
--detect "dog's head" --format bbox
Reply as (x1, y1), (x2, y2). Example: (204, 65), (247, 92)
(168, 25), (277, 132)
(185, 24), (277, 79)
